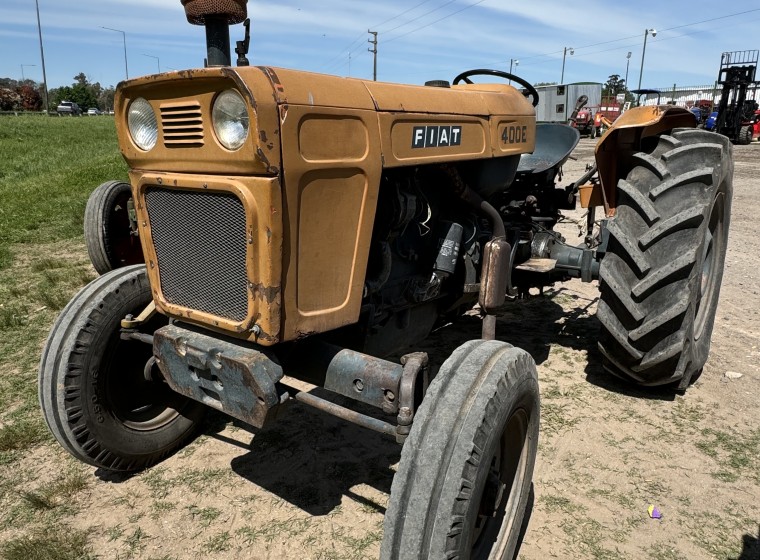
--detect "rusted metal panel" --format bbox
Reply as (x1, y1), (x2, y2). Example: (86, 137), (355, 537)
(515, 258), (557, 273)
(479, 239), (511, 313)
(153, 324), (284, 428)
(114, 67), (281, 176)
(277, 104), (383, 340)
(594, 105), (696, 215)
(131, 173), (283, 344)
(277, 340), (404, 412)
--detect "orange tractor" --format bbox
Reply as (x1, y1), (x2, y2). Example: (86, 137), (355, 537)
(39, 1), (734, 557)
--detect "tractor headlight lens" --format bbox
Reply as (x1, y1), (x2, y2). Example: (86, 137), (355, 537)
(212, 90), (249, 150)
(127, 98), (158, 151)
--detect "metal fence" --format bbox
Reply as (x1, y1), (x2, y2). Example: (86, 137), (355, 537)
(641, 83), (760, 108)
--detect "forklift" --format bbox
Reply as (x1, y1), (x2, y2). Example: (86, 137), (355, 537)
(713, 50), (759, 145)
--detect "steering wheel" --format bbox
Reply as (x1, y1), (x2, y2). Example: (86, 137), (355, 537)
(452, 68), (539, 107)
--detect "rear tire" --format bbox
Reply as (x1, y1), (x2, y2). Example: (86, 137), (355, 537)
(381, 340), (539, 559)
(590, 126), (597, 139)
(39, 265), (205, 472)
(597, 128), (733, 387)
(84, 180), (144, 275)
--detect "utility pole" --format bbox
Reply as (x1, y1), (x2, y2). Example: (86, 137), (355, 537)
(368, 30), (377, 81)
(34, 0), (49, 114)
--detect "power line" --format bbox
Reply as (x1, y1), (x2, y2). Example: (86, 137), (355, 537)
(319, 1), (448, 72)
(374, 0), (438, 30)
(385, 0), (488, 44)
(517, 6), (760, 66)
(380, 0), (459, 36)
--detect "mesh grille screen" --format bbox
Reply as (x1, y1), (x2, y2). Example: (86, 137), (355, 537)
(145, 187), (249, 322)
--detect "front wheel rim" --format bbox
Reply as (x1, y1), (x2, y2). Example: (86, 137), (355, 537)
(471, 407), (531, 557)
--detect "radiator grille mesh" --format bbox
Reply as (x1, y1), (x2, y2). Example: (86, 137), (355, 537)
(145, 187), (249, 322)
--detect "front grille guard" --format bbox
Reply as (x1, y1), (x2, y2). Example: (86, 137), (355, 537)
(144, 186), (249, 323)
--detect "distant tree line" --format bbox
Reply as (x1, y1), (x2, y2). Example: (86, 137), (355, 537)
(0, 73), (115, 112)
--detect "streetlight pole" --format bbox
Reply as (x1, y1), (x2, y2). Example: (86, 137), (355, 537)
(21, 64), (36, 81)
(561, 46), (574, 84)
(142, 54), (160, 74)
(34, 0), (49, 114)
(637, 28), (656, 90)
(102, 26), (129, 79)
(509, 58), (518, 84)
(624, 51), (631, 87)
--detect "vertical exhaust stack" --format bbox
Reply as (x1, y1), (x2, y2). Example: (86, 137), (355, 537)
(181, 0), (248, 67)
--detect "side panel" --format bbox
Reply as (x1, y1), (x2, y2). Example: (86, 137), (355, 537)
(279, 105), (383, 340)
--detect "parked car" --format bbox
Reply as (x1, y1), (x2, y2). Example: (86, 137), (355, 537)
(56, 101), (81, 116)
(87, 108), (101, 116)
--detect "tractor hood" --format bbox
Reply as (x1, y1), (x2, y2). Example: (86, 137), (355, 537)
(114, 66), (535, 176)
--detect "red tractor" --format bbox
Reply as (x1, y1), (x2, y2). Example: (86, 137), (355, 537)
(573, 106), (599, 138)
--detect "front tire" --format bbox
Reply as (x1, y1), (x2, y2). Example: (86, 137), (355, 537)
(597, 128), (733, 387)
(39, 265), (205, 472)
(381, 340), (539, 559)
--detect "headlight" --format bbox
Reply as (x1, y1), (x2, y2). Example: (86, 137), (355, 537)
(212, 90), (249, 150)
(127, 98), (158, 151)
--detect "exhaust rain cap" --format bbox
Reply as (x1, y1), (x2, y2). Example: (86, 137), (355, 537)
(181, 0), (247, 25)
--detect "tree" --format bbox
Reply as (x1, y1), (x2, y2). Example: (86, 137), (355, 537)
(602, 74), (627, 97)
(535, 81), (558, 87)
(1, 72), (115, 111)
(0, 88), (21, 111)
(17, 85), (42, 111)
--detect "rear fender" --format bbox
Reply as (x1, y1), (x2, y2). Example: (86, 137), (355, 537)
(592, 105), (696, 216)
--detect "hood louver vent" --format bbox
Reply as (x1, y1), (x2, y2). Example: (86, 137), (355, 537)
(160, 102), (204, 147)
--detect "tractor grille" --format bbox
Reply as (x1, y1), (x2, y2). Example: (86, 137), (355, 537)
(144, 187), (249, 322)
(160, 102), (204, 147)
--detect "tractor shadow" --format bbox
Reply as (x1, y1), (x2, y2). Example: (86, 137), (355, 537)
(419, 287), (677, 401)
(732, 526), (760, 560)
(228, 398), (398, 516)
(224, 286), (679, 515)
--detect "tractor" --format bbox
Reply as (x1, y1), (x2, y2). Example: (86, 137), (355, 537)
(38, 1), (734, 558)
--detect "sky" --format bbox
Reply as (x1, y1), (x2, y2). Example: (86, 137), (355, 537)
(2, 0), (760, 91)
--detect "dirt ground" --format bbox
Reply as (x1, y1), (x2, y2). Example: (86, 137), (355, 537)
(6, 138), (760, 560)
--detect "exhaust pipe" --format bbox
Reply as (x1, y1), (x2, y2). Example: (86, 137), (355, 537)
(181, 0), (248, 66)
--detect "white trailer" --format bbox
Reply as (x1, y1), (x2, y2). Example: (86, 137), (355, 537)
(535, 82), (603, 122)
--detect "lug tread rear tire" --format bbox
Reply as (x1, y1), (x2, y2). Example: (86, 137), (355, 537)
(381, 340), (539, 560)
(597, 128), (733, 386)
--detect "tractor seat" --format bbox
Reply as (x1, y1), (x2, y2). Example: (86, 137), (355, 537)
(516, 123), (580, 176)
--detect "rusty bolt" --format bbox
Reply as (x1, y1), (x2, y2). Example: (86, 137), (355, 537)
(251, 324), (261, 336)
(157, 177), (162, 184)
(354, 379), (364, 392)
(384, 390), (396, 402)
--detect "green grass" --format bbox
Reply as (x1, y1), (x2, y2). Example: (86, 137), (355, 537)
(0, 116), (126, 556)
(0, 115), (126, 269)
(0, 529), (94, 560)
